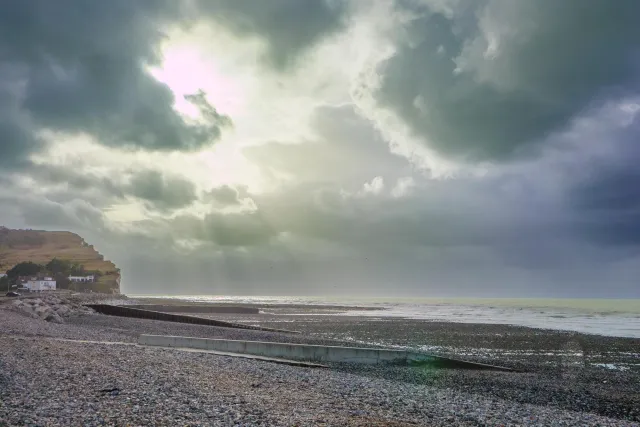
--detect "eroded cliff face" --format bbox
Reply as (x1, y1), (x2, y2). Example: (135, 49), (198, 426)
(0, 227), (120, 293)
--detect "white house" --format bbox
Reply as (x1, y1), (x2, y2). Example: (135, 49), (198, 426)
(0, 273), (6, 279)
(25, 279), (56, 292)
(68, 275), (95, 283)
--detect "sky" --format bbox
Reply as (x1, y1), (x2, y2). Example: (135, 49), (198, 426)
(1, 0), (640, 297)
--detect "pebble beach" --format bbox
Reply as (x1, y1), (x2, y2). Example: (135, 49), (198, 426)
(0, 295), (638, 426)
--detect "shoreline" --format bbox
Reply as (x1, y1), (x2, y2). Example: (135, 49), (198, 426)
(124, 295), (640, 339)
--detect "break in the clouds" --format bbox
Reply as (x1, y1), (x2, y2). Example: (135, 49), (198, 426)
(1, 0), (639, 297)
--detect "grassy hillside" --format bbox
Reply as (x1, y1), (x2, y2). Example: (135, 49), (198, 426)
(0, 227), (120, 293)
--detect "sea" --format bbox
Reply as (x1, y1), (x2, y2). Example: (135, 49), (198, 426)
(128, 295), (640, 339)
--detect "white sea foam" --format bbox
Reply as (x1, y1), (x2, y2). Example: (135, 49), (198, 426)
(592, 363), (631, 371)
(130, 295), (640, 338)
(342, 302), (640, 339)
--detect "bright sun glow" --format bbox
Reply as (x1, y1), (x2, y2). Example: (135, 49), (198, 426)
(145, 37), (268, 193)
(149, 44), (245, 118)
(197, 143), (265, 192)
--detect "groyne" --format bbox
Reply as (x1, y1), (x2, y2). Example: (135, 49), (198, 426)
(86, 304), (298, 334)
(126, 304), (259, 314)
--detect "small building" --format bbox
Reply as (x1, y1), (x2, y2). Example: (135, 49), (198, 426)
(68, 275), (95, 283)
(25, 278), (57, 292)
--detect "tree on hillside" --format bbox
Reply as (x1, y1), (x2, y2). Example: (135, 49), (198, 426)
(46, 258), (72, 275)
(69, 262), (86, 276)
(7, 261), (43, 279)
(46, 258), (88, 276)
(45, 258), (91, 289)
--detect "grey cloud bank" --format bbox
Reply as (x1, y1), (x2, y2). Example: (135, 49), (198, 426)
(0, 0), (639, 297)
(377, 0), (640, 161)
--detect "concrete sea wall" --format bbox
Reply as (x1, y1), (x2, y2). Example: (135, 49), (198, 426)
(139, 334), (417, 364)
(138, 334), (515, 371)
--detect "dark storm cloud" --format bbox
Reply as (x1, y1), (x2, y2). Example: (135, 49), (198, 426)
(567, 120), (640, 247)
(377, 0), (640, 160)
(0, 0), (230, 156)
(30, 165), (126, 201)
(26, 164), (197, 212)
(4, 195), (107, 231)
(0, 106), (34, 168)
(128, 170), (198, 211)
(197, 0), (348, 69)
(0, 66), (37, 167)
(205, 185), (243, 206)
(572, 167), (640, 216)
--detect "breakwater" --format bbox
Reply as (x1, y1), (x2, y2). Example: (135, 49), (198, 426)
(86, 304), (298, 334)
(126, 304), (259, 314)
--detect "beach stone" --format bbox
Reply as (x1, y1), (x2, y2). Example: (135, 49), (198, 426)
(35, 306), (50, 317)
(56, 305), (70, 315)
(44, 313), (64, 324)
(8, 296), (98, 320)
